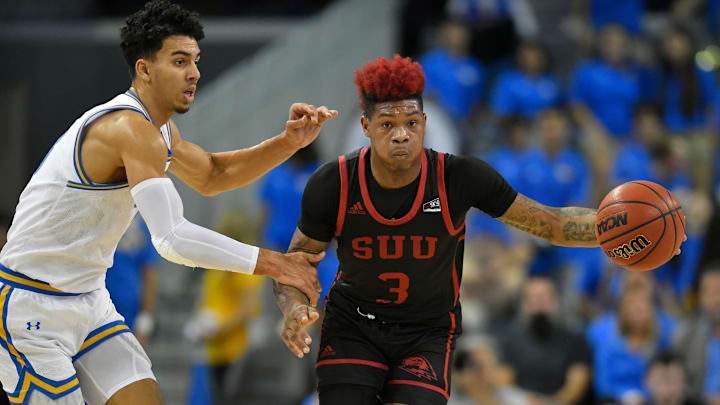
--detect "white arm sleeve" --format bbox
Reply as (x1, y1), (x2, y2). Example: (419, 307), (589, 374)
(131, 177), (259, 274)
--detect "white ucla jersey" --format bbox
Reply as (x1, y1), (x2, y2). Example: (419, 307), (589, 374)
(0, 90), (172, 293)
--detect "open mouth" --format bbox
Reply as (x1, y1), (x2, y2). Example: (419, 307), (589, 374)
(183, 88), (196, 101)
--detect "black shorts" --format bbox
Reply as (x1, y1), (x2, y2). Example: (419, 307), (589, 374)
(316, 301), (459, 405)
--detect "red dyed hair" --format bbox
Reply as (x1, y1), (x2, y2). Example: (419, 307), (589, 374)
(354, 54), (425, 114)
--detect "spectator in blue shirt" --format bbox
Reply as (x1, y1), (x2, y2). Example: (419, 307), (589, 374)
(105, 216), (160, 347)
(570, 24), (642, 139)
(519, 108), (593, 276)
(674, 267), (720, 404)
(587, 285), (677, 403)
(420, 19), (487, 122)
(589, 0), (644, 34)
(260, 145), (320, 251)
(490, 41), (564, 120)
(259, 144), (339, 302)
(468, 116), (531, 242)
(445, 0), (538, 64)
(660, 27), (717, 133)
(611, 105), (664, 186)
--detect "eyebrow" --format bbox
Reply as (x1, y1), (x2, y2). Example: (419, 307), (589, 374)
(170, 50), (201, 58)
(377, 110), (421, 118)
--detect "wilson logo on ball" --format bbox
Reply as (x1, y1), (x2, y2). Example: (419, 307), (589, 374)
(597, 212), (628, 236)
(605, 235), (652, 259)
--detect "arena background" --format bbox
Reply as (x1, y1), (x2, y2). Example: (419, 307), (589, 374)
(2, 0), (720, 404)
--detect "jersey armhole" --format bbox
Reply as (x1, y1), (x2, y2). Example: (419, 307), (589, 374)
(437, 152), (465, 236)
(334, 155), (348, 238)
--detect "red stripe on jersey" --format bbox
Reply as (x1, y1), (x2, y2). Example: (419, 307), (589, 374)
(316, 358), (389, 370)
(437, 153), (465, 236)
(358, 147), (428, 226)
(451, 235), (464, 305)
(386, 380), (450, 400)
(335, 155), (348, 237)
(325, 270), (342, 304)
(443, 311), (456, 393)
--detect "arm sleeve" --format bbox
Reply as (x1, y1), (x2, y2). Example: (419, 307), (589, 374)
(297, 160), (340, 242)
(445, 154), (518, 218)
(131, 177), (259, 274)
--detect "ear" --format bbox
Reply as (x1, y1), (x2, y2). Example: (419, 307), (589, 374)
(135, 58), (151, 83)
(361, 115), (370, 138)
(423, 112), (427, 124)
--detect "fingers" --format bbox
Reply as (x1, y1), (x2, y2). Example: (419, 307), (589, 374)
(289, 103), (338, 124)
(282, 306), (319, 358)
(298, 280), (320, 307)
(289, 103), (315, 120)
(303, 251), (326, 264)
(286, 115), (310, 129)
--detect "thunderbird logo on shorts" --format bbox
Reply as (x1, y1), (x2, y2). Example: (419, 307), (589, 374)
(422, 198), (441, 213)
(398, 356), (438, 381)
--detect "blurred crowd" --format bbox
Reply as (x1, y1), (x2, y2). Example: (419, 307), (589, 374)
(172, 1), (720, 404)
(5, 0), (720, 404)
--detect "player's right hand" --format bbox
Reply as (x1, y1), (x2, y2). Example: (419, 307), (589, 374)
(256, 249), (324, 305)
(281, 302), (320, 358)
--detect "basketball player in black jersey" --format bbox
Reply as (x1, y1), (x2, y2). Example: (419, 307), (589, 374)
(273, 55), (681, 405)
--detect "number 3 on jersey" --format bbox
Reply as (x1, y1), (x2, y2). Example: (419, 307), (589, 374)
(376, 272), (409, 304)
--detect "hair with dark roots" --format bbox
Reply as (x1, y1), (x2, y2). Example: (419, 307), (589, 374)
(120, 0), (204, 79)
(354, 54), (425, 118)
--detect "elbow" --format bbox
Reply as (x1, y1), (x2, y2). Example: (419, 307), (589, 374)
(199, 186), (220, 197)
(195, 180), (221, 197)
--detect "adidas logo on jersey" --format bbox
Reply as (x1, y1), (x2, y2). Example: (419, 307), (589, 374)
(422, 198), (441, 213)
(319, 345), (336, 358)
(348, 202), (366, 215)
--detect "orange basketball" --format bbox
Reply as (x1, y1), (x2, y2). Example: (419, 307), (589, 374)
(595, 181), (685, 271)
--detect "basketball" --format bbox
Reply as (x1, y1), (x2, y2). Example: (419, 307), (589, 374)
(595, 181), (685, 271)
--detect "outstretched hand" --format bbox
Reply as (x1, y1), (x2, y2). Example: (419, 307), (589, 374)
(281, 302), (321, 358)
(284, 103), (338, 149)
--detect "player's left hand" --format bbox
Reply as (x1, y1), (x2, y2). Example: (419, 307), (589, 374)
(283, 103), (338, 149)
(281, 302), (320, 358)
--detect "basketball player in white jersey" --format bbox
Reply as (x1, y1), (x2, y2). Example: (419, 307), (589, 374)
(0, 1), (336, 404)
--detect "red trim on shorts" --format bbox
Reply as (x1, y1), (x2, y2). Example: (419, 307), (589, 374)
(437, 152), (465, 236)
(452, 235), (465, 306)
(358, 147), (428, 226)
(334, 155), (348, 237)
(386, 380), (450, 400)
(443, 312), (456, 393)
(316, 358), (389, 370)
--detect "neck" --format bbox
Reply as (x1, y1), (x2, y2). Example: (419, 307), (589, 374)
(369, 149), (422, 189)
(130, 84), (173, 129)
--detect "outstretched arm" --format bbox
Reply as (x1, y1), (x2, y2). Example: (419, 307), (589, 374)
(498, 193), (598, 247)
(169, 103), (337, 196)
(274, 228), (330, 358)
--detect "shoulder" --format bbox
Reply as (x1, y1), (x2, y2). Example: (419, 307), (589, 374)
(442, 152), (494, 174)
(94, 110), (167, 157)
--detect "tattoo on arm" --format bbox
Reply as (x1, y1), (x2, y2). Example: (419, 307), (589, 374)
(499, 194), (598, 247)
(560, 207), (597, 243)
(273, 228), (330, 311)
(498, 194), (558, 240)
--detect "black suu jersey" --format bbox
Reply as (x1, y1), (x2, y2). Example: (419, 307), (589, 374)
(299, 147), (517, 329)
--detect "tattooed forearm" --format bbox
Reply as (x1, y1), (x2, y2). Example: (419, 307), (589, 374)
(499, 195), (558, 240)
(273, 228), (330, 311)
(560, 207), (597, 244)
(499, 194), (598, 247)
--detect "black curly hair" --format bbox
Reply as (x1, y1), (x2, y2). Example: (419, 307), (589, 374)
(120, 0), (204, 80)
